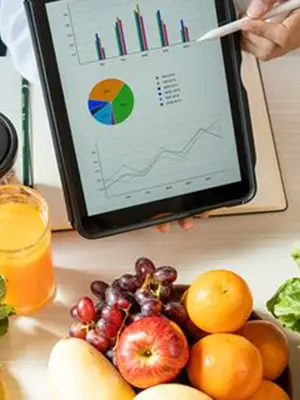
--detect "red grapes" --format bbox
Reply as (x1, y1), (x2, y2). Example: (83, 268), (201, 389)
(118, 274), (140, 293)
(69, 322), (87, 340)
(159, 284), (173, 302)
(135, 257), (156, 280)
(86, 329), (110, 352)
(154, 266), (178, 284)
(134, 289), (153, 305)
(77, 297), (96, 323)
(105, 287), (122, 306)
(101, 305), (123, 328)
(67, 257), (186, 364)
(164, 302), (188, 325)
(90, 281), (109, 299)
(70, 305), (79, 320)
(141, 299), (163, 316)
(96, 319), (119, 342)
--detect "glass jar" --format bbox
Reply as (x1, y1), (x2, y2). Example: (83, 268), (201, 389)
(0, 113), (18, 185)
(0, 185), (56, 314)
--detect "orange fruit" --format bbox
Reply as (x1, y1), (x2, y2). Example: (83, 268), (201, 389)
(187, 333), (263, 400)
(246, 380), (290, 400)
(186, 270), (253, 333)
(238, 320), (289, 380)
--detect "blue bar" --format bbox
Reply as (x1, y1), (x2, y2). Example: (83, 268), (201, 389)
(95, 33), (101, 60)
(156, 10), (165, 47)
(180, 19), (186, 42)
(115, 23), (123, 56)
(134, 11), (144, 51)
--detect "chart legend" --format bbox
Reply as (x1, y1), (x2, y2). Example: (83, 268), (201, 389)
(88, 79), (134, 125)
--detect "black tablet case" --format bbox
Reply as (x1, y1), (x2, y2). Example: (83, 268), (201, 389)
(24, 0), (257, 238)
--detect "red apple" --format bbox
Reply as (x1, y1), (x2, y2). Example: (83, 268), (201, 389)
(116, 316), (189, 389)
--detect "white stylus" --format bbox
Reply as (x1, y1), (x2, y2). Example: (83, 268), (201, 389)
(197, 0), (300, 42)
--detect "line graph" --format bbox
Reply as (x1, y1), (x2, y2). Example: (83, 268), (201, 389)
(94, 119), (225, 198)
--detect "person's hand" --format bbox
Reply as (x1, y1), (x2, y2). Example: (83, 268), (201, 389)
(156, 213), (210, 233)
(247, 0), (279, 18)
(242, 0), (300, 61)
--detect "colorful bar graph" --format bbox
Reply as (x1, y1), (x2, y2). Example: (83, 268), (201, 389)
(94, 8), (192, 62)
(180, 19), (190, 43)
(115, 17), (127, 56)
(95, 33), (106, 60)
(134, 5), (148, 52)
(156, 10), (169, 48)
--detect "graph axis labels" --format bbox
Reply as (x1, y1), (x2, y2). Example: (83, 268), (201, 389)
(88, 78), (134, 126)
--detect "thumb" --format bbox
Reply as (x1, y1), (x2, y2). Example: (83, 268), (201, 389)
(247, 0), (279, 18)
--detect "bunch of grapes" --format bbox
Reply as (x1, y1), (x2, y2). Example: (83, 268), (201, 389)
(68, 257), (199, 363)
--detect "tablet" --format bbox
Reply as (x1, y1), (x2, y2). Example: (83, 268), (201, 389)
(25, 0), (256, 239)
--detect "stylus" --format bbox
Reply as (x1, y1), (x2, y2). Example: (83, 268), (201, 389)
(197, 0), (300, 42)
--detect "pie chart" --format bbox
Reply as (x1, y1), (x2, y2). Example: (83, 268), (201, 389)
(88, 78), (134, 125)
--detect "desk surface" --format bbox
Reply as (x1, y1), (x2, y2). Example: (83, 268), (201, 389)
(2, 53), (300, 400)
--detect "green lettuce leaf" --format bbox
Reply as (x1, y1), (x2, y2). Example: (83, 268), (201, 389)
(0, 317), (8, 337)
(291, 241), (300, 271)
(0, 275), (6, 303)
(266, 277), (300, 332)
(0, 304), (15, 321)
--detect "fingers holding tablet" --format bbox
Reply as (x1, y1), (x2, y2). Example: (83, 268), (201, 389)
(155, 213), (211, 233)
(25, 0), (256, 239)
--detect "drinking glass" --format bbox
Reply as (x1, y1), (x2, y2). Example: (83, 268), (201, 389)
(0, 185), (55, 314)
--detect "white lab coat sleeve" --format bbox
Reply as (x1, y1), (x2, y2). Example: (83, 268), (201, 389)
(0, 0), (39, 83)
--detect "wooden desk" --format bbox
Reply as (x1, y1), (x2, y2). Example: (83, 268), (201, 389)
(1, 53), (300, 399)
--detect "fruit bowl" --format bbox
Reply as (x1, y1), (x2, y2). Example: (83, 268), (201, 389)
(172, 284), (293, 399)
(66, 262), (294, 400)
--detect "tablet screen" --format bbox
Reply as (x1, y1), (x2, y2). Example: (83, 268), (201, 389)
(46, 0), (242, 216)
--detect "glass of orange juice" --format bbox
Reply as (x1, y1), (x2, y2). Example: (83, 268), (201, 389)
(0, 184), (55, 314)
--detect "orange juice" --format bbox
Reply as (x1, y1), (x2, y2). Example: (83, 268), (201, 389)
(0, 185), (55, 314)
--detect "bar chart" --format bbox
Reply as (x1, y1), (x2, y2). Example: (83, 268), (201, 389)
(96, 7), (191, 58)
(63, 0), (204, 64)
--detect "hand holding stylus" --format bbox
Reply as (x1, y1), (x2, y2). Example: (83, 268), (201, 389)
(242, 0), (300, 60)
(157, 0), (300, 233)
(247, 0), (283, 18)
(197, 0), (300, 62)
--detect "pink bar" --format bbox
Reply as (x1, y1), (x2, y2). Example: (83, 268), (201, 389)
(140, 15), (148, 51)
(184, 26), (190, 42)
(117, 18), (127, 55)
(162, 23), (169, 46)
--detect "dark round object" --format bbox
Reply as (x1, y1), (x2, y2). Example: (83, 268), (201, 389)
(154, 266), (178, 284)
(0, 113), (18, 179)
(90, 281), (109, 299)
